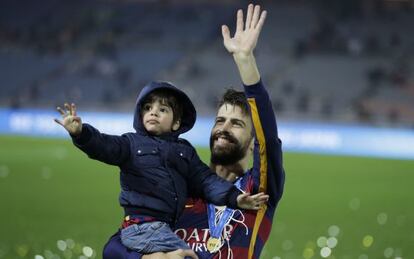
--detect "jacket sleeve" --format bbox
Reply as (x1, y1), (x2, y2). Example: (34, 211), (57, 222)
(186, 146), (242, 209)
(244, 80), (285, 207)
(71, 123), (130, 166)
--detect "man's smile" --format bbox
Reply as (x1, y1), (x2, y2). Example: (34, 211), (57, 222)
(213, 132), (238, 147)
(216, 136), (231, 145)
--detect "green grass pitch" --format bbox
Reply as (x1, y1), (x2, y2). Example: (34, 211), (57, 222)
(0, 136), (413, 258)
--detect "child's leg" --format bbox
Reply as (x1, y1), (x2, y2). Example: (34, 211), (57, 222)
(121, 221), (189, 253)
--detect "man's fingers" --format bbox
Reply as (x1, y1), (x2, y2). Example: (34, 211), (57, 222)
(256, 10), (267, 32)
(236, 9), (244, 34)
(245, 3), (254, 29)
(181, 249), (198, 259)
(143, 252), (169, 259)
(170, 249), (198, 259)
(222, 25), (231, 42)
(251, 5), (261, 29)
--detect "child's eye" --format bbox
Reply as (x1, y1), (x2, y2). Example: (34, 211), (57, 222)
(143, 104), (151, 111)
(160, 107), (169, 113)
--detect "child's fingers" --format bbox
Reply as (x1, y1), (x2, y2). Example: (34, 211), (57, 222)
(64, 103), (71, 113)
(237, 192), (250, 205)
(56, 106), (65, 116)
(71, 103), (77, 116)
(241, 192), (250, 198)
(54, 118), (64, 127)
(257, 194), (269, 202)
(73, 116), (81, 123)
(250, 192), (265, 199)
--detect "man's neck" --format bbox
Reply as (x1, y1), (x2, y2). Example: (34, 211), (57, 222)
(211, 161), (248, 182)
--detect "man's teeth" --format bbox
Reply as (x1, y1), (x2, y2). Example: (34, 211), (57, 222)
(217, 137), (230, 144)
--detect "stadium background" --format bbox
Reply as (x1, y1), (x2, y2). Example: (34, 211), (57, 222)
(1, 0), (414, 258)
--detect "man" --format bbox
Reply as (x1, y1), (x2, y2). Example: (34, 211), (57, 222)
(103, 3), (285, 259)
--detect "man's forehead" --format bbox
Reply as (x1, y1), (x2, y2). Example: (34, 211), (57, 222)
(216, 104), (249, 121)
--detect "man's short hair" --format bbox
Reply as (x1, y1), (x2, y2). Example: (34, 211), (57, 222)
(217, 89), (250, 116)
(141, 89), (183, 123)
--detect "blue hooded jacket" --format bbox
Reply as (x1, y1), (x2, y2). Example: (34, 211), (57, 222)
(72, 81), (241, 225)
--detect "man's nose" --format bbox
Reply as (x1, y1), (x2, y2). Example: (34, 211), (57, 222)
(219, 120), (231, 131)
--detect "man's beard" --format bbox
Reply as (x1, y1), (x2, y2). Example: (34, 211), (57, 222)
(210, 131), (250, 166)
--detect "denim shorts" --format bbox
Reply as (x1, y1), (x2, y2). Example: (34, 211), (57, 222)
(120, 221), (190, 253)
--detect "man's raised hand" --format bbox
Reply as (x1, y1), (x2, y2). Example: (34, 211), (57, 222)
(222, 4), (267, 59)
(54, 103), (82, 136)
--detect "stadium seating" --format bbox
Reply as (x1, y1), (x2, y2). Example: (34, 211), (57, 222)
(0, 0), (413, 127)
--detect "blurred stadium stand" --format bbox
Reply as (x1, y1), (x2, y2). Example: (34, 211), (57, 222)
(0, 0), (413, 128)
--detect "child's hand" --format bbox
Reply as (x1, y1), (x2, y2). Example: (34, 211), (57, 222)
(236, 192), (269, 210)
(54, 103), (82, 136)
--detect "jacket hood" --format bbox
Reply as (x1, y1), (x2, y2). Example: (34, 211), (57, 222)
(133, 81), (196, 137)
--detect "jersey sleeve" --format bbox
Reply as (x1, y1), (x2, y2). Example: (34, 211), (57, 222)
(244, 80), (285, 207)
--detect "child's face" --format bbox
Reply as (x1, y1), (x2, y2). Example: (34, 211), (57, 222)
(141, 100), (180, 135)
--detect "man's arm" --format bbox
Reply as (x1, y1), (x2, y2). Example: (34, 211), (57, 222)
(223, 6), (285, 259)
(222, 4), (285, 205)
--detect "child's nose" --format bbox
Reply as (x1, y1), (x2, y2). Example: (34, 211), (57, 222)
(150, 108), (159, 116)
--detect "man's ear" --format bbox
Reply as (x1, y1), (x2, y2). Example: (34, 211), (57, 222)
(172, 120), (181, 131)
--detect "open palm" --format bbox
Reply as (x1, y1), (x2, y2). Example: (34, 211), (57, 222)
(222, 4), (267, 57)
(54, 103), (82, 136)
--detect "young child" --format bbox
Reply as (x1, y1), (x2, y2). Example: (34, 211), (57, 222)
(55, 81), (268, 255)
